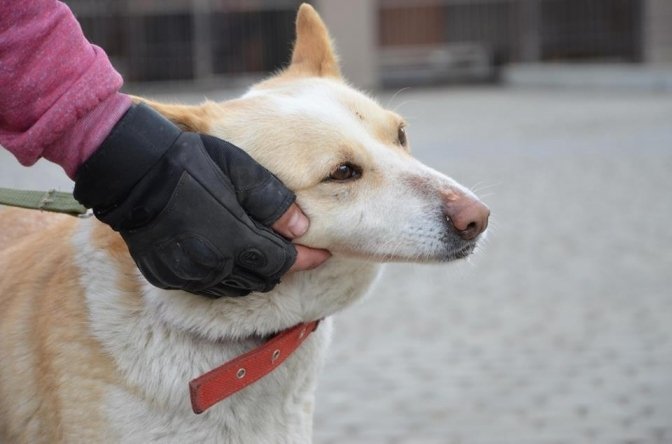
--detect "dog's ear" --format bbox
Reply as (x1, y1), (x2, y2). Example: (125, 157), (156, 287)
(288, 3), (341, 79)
(131, 96), (212, 133)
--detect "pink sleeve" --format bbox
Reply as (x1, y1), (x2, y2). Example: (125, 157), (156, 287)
(0, 0), (132, 178)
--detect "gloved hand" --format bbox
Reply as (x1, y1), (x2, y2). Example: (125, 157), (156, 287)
(74, 103), (322, 297)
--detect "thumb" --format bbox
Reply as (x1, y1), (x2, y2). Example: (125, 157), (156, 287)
(288, 245), (332, 273)
(272, 204), (332, 272)
(271, 203), (310, 239)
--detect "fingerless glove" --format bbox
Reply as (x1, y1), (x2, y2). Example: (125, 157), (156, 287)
(74, 104), (297, 297)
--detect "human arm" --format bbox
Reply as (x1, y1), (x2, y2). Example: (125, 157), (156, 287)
(0, 0), (131, 178)
(0, 0), (329, 295)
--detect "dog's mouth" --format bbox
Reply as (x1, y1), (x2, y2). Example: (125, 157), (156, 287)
(330, 238), (479, 264)
(450, 242), (476, 259)
(435, 240), (478, 262)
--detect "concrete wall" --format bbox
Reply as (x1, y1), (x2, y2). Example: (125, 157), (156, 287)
(645, 0), (672, 63)
(316, 0), (378, 90)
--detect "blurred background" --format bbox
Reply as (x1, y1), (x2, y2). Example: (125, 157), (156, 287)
(2, 1), (672, 443)
(62, 0), (671, 89)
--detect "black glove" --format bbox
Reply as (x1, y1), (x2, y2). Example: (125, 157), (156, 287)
(74, 104), (297, 297)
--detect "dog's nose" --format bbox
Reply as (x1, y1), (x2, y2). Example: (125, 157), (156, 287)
(442, 191), (490, 240)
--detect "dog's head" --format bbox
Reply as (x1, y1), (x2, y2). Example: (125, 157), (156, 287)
(134, 4), (491, 334)
(154, 4), (489, 266)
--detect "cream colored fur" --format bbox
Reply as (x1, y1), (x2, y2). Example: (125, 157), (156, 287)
(0, 5), (486, 443)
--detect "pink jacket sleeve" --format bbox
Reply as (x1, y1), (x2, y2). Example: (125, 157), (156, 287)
(0, 0), (132, 178)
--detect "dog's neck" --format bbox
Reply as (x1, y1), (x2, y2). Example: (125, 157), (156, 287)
(142, 254), (381, 341)
(84, 200), (382, 341)
(81, 217), (381, 340)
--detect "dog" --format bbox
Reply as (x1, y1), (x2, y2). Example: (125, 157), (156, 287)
(0, 4), (489, 443)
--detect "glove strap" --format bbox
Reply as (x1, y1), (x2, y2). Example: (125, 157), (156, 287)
(74, 104), (181, 209)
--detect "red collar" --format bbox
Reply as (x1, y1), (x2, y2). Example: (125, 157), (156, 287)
(189, 320), (321, 414)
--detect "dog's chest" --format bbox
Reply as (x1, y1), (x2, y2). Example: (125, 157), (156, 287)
(101, 318), (332, 443)
(74, 220), (380, 442)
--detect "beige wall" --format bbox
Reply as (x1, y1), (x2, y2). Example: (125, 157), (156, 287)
(316, 0), (379, 89)
(645, 0), (672, 63)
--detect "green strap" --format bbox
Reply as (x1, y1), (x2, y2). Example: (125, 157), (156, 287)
(0, 187), (89, 217)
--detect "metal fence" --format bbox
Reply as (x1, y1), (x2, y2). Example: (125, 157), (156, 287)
(66, 0), (645, 84)
(66, 0), (304, 82)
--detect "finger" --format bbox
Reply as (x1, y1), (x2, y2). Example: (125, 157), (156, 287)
(200, 135), (295, 226)
(288, 244), (331, 273)
(272, 203), (309, 239)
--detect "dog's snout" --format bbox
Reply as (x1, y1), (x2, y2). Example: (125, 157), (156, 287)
(442, 191), (490, 240)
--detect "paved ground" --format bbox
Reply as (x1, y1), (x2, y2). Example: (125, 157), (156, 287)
(2, 85), (671, 444)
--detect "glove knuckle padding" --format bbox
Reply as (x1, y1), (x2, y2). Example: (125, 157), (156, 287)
(123, 139), (296, 296)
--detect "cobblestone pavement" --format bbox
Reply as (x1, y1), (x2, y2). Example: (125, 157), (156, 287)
(2, 86), (671, 444)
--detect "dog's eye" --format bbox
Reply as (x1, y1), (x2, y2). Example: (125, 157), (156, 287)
(398, 126), (407, 146)
(328, 163), (361, 181)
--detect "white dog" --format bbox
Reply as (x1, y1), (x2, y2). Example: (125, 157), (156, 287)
(0, 4), (489, 443)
